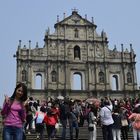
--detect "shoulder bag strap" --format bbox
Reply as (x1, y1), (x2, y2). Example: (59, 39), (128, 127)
(105, 106), (112, 112)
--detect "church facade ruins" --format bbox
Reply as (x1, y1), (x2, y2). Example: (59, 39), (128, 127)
(15, 10), (139, 100)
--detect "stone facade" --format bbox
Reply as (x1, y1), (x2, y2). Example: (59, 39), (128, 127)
(15, 10), (139, 100)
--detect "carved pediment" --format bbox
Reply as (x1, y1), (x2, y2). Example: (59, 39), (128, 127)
(55, 11), (95, 27)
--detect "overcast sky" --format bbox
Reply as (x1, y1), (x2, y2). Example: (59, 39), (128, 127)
(0, 0), (140, 106)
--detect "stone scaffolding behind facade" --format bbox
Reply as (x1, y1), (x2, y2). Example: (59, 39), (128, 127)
(15, 10), (139, 100)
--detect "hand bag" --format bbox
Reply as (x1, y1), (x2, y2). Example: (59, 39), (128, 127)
(88, 123), (94, 131)
(121, 119), (128, 126)
(55, 123), (60, 130)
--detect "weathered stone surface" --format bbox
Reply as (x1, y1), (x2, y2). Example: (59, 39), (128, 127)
(15, 10), (139, 101)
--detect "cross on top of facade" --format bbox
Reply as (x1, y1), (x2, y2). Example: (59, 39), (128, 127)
(72, 8), (78, 13)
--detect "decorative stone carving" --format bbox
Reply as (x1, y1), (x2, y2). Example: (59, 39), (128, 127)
(60, 28), (64, 35)
(49, 42), (57, 55)
(71, 15), (80, 24)
(96, 45), (103, 58)
(89, 29), (93, 37)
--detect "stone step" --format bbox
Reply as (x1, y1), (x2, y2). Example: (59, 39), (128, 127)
(25, 126), (134, 140)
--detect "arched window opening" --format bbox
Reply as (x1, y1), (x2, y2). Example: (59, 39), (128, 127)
(51, 71), (57, 82)
(74, 28), (79, 38)
(127, 72), (132, 83)
(111, 75), (119, 90)
(99, 71), (105, 83)
(74, 46), (80, 59)
(72, 73), (82, 90)
(22, 70), (27, 81)
(35, 73), (42, 89)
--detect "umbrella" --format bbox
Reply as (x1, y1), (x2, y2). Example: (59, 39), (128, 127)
(86, 98), (100, 107)
(57, 95), (64, 100)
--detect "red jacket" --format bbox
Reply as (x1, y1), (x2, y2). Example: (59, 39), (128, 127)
(44, 113), (57, 126)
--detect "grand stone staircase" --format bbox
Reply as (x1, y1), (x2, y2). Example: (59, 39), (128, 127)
(0, 112), (134, 140)
(26, 125), (133, 140)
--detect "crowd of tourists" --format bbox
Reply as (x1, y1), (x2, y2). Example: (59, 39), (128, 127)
(1, 82), (140, 140)
(16, 95), (140, 140)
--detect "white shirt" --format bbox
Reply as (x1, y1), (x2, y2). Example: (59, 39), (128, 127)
(100, 104), (114, 125)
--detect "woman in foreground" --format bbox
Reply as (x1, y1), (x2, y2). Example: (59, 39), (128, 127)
(1, 82), (28, 140)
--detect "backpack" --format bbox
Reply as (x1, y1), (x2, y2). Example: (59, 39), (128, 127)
(59, 103), (70, 119)
(36, 112), (45, 124)
(64, 103), (70, 116)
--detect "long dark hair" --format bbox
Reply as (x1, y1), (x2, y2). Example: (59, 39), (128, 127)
(10, 83), (27, 102)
